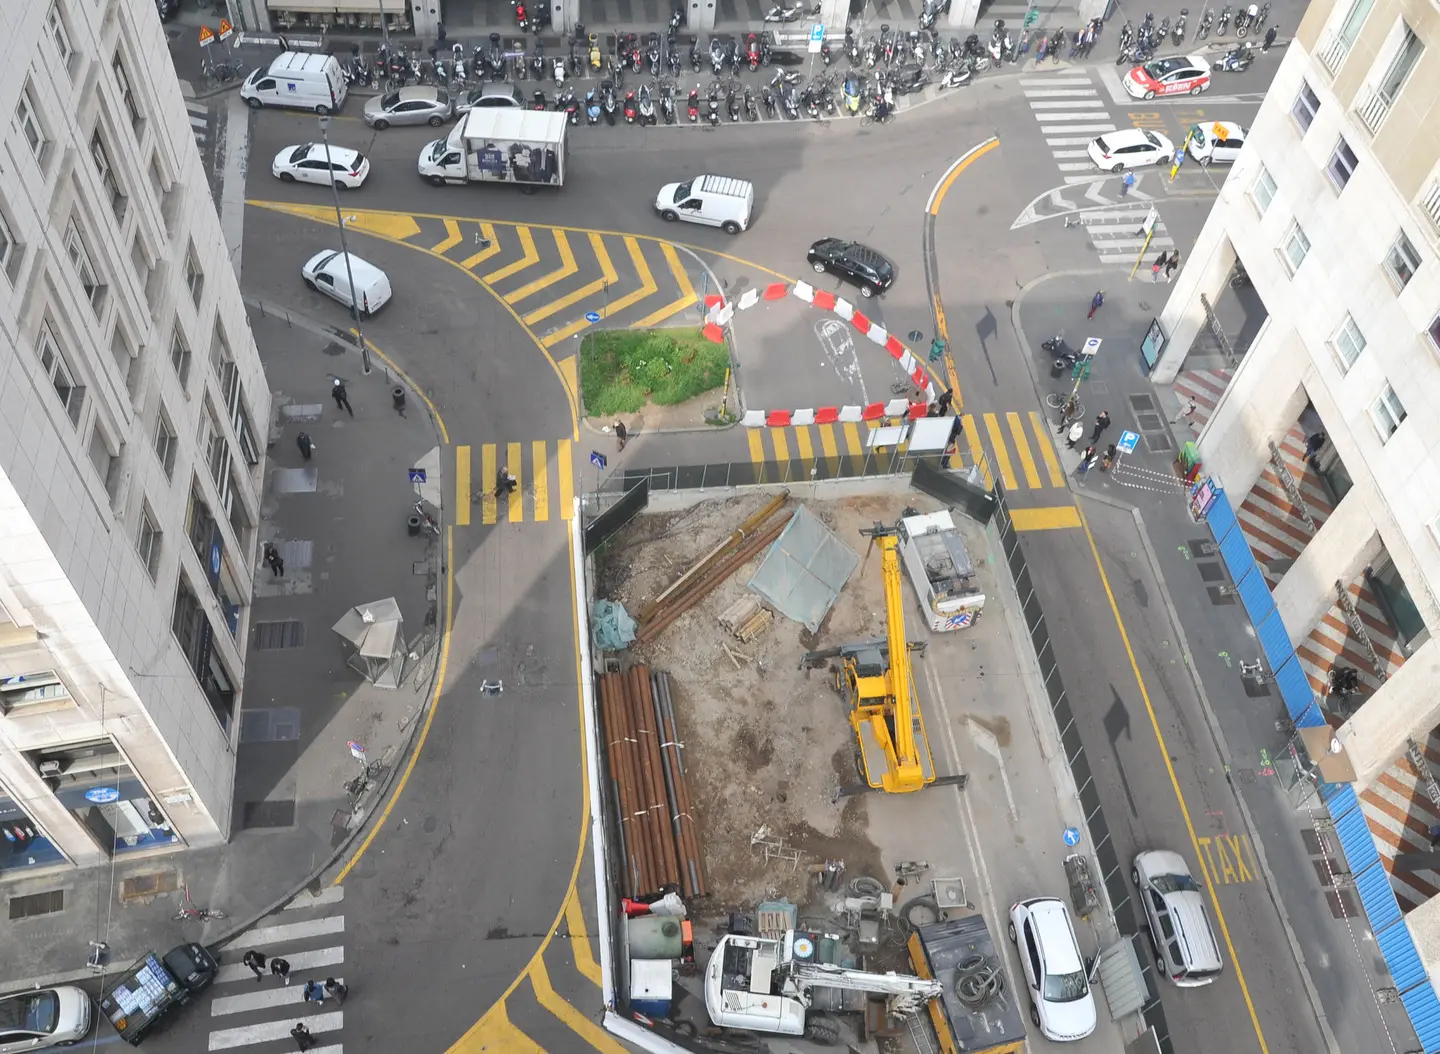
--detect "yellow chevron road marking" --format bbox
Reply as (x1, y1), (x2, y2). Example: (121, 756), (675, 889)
(818, 423), (839, 464)
(248, 201), (422, 240)
(504, 230), (578, 304)
(794, 426), (813, 463)
(447, 997), (546, 1053)
(772, 428), (790, 461)
(524, 234), (618, 326)
(563, 889), (603, 987)
(1008, 411), (1042, 488)
(483, 226), (538, 284)
(429, 219), (462, 254)
(630, 242), (698, 328)
(542, 237), (657, 348)
(460, 223), (500, 269)
(529, 958), (629, 1053)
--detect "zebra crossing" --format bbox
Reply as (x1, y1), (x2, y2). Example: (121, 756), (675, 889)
(1076, 204), (1178, 266)
(207, 885), (346, 1052)
(1022, 70), (1114, 183)
(187, 97), (210, 147)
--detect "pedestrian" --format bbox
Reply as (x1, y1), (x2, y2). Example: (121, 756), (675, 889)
(1087, 290), (1105, 319)
(494, 465), (517, 499)
(1120, 171), (1136, 196)
(291, 1023), (316, 1052)
(1151, 250), (1168, 282)
(1091, 410), (1111, 442)
(296, 432), (314, 461)
(437, 21), (447, 48)
(263, 543), (285, 578)
(935, 387), (954, 415)
(303, 980), (326, 1005)
(331, 378), (353, 417)
(271, 956), (291, 985)
(324, 978), (348, 1005)
(243, 950), (267, 982)
(1165, 251), (1181, 281)
(614, 418), (628, 451)
(1078, 444), (1097, 475)
(1172, 397), (1197, 424)
(1263, 25), (1278, 51)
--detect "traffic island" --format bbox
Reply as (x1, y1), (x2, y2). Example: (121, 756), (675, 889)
(578, 328), (735, 431)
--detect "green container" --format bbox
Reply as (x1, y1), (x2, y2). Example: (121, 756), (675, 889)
(627, 915), (684, 959)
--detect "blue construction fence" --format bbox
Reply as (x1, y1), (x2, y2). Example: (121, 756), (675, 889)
(1206, 487), (1440, 1052)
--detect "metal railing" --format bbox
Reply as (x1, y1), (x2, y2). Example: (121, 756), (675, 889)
(1354, 85), (1391, 135)
(1316, 32), (1351, 76)
(1419, 177), (1440, 239)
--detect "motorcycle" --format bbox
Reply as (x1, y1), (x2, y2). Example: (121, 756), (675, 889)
(706, 81), (722, 125)
(687, 85), (699, 121)
(531, 89), (547, 110)
(709, 36), (726, 75)
(762, 84), (778, 118)
(513, 0), (530, 31)
(744, 85), (758, 120)
(727, 80), (741, 121)
(1217, 42), (1253, 71)
(820, 35), (832, 65)
(669, 5), (684, 33)
(513, 41), (528, 82)
(988, 20), (1008, 65)
(1196, 8), (1213, 39)
(638, 83), (656, 124)
(690, 37), (702, 72)
(1217, 3), (1232, 35)
(843, 72), (863, 112)
(630, 32), (644, 74)
(890, 64), (929, 94)
(553, 56), (567, 86)
(623, 88), (638, 123)
(845, 27), (860, 65)
(648, 33), (662, 75)
(660, 81), (676, 124)
(667, 36), (682, 76)
(560, 86), (580, 124)
(747, 31), (761, 71)
(919, 0), (950, 31)
(585, 86), (601, 124)
(938, 61), (970, 88)
(1172, 8), (1187, 45)
(602, 79), (617, 124)
(764, 2), (820, 22)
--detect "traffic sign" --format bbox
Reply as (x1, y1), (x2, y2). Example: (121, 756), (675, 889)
(1116, 430), (1139, 455)
(198, 25), (215, 47)
(348, 741), (367, 762)
(1212, 121), (1229, 140)
(218, 18), (234, 41)
(408, 468), (427, 483)
(1080, 337), (1101, 357)
(590, 450), (608, 470)
(808, 23), (825, 53)
(1140, 208), (1159, 235)
(584, 310), (601, 323)
(1063, 826), (1081, 847)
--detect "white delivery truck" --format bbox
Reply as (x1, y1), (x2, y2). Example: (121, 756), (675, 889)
(417, 108), (567, 191)
(655, 174), (754, 234)
(897, 510), (985, 632)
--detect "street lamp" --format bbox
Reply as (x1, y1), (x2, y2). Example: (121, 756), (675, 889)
(317, 115), (371, 375)
(377, 0), (390, 51)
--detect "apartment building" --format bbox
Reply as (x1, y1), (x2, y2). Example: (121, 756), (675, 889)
(0, 0), (266, 874)
(1152, 0), (1440, 1046)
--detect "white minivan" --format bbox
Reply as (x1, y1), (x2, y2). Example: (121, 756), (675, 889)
(301, 250), (392, 316)
(241, 52), (347, 115)
(655, 174), (753, 234)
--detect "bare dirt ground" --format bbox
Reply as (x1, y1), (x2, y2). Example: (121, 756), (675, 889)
(596, 490), (947, 922)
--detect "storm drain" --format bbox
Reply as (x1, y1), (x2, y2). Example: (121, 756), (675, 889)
(243, 800), (297, 829)
(120, 872), (177, 904)
(1128, 393), (1176, 454)
(9, 889), (63, 919)
(252, 620), (306, 650)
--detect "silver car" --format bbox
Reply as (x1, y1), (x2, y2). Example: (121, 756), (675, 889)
(363, 87), (453, 129)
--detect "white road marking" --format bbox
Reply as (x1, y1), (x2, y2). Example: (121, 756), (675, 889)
(215, 946), (345, 984)
(211, 978), (344, 1017)
(1022, 88), (1104, 97)
(1028, 99), (1108, 110)
(1046, 135), (1105, 146)
(285, 886), (345, 910)
(209, 1011), (343, 1050)
(1052, 150), (1091, 158)
(1030, 110), (1110, 120)
(224, 915), (344, 950)
(1040, 122), (1117, 134)
(1057, 161), (1094, 171)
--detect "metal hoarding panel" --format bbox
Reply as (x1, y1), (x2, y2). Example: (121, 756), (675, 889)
(1353, 860), (1402, 934)
(1273, 656), (1319, 723)
(1236, 565), (1276, 627)
(1218, 521), (1253, 581)
(1377, 920), (1426, 993)
(1333, 802), (1379, 874)
(1399, 980), (1440, 1052)
(1256, 608), (1293, 674)
(1205, 487), (1238, 544)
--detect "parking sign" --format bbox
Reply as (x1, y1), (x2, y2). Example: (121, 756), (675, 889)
(808, 24), (825, 53)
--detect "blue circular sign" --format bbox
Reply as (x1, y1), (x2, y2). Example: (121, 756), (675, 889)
(1063, 826), (1081, 847)
(584, 311), (601, 323)
(85, 787), (121, 804)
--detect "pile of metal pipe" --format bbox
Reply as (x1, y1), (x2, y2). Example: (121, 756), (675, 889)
(652, 669), (706, 898)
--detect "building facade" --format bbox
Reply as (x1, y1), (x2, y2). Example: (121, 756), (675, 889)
(1155, 0), (1440, 1044)
(0, 0), (266, 874)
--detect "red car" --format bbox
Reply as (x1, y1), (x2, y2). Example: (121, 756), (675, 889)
(1124, 55), (1212, 99)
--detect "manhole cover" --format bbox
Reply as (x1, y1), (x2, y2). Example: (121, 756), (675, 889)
(907, 330), (923, 341)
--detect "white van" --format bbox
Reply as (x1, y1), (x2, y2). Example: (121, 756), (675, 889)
(241, 52), (347, 115)
(655, 175), (753, 234)
(301, 250), (392, 316)
(897, 510), (985, 632)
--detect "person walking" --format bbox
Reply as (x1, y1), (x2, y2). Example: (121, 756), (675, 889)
(1091, 410), (1111, 442)
(243, 950), (267, 982)
(614, 419), (628, 451)
(331, 378), (353, 417)
(270, 956), (291, 985)
(263, 543), (285, 578)
(1087, 290), (1105, 319)
(1165, 250), (1181, 281)
(1151, 250), (1168, 282)
(934, 387), (954, 415)
(941, 414), (965, 469)
(1078, 444), (1097, 475)
(1263, 24), (1278, 51)
(1120, 171), (1136, 197)
(291, 1023), (316, 1052)
(303, 980), (326, 1005)
(324, 978), (348, 1005)
(296, 432), (314, 461)
(494, 465), (517, 499)
(1172, 397), (1197, 424)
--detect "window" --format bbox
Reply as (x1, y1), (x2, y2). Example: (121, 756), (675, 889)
(1280, 221), (1311, 275)
(0, 672), (72, 713)
(14, 89), (46, 163)
(137, 507), (161, 579)
(1249, 165), (1277, 215)
(1292, 81), (1321, 133)
(45, 4), (72, 68)
(87, 422), (120, 501)
(111, 324), (141, 404)
(1379, 26), (1423, 103)
(37, 322), (84, 425)
(1331, 315), (1366, 371)
(64, 220), (103, 312)
(90, 131), (125, 221)
(1326, 138), (1359, 191)
(1336, 0), (1374, 48)
(184, 245), (203, 307)
(170, 328), (191, 389)
(1430, 314), (1440, 351)
(0, 209), (15, 281)
(154, 410), (178, 479)
(1370, 383), (1407, 440)
(1385, 232), (1421, 291)
(112, 52), (142, 130)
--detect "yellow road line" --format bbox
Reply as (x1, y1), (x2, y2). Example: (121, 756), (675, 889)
(455, 445), (471, 527)
(563, 889), (603, 987)
(747, 429), (765, 465)
(483, 226), (538, 284)
(1030, 411), (1065, 487)
(928, 137), (1000, 216)
(630, 242), (699, 328)
(1011, 506), (1081, 530)
(459, 223), (500, 269)
(523, 233), (617, 326)
(1075, 503), (1271, 1052)
(481, 443), (497, 525)
(450, 998), (545, 1053)
(529, 958), (630, 1053)
(429, 218), (462, 254)
(507, 441), (523, 523)
(772, 428), (790, 462)
(818, 423), (839, 467)
(531, 440), (549, 522)
(1007, 411), (1042, 488)
(794, 426), (813, 463)
(542, 237), (657, 348)
(983, 413), (1017, 490)
(961, 414), (992, 489)
(842, 422), (863, 456)
(504, 230), (578, 304)
(557, 438), (574, 521)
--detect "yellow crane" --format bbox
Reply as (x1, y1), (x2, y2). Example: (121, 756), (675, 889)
(803, 523), (965, 795)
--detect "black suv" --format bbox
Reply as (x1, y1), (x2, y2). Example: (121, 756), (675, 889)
(806, 238), (894, 298)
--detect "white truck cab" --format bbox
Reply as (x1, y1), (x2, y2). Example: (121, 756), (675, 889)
(655, 174), (753, 234)
(897, 510), (985, 632)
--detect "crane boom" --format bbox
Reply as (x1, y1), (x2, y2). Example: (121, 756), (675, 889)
(879, 533), (922, 782)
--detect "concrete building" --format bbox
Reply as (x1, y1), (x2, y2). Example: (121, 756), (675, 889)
(0, 0), (266, 874)
(1155, 0), (1440, 1046)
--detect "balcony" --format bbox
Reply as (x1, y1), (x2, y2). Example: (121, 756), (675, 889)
(1317, 32), (1351, 76)
(1355, 86), (1391, 135)
(1422, 179), (1440, 240)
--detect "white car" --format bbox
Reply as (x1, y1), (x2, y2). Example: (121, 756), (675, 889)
(0, 986), (92, 1051)
(1186, 121), (1248, 165)
(1087, 128), (1176, 173)
(272, 143), (370, 188)
(1008, 897), (1097, 1042)
(301, 250), (392, 317)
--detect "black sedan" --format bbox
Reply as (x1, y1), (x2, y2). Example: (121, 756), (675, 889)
(806, 238), (894, 298)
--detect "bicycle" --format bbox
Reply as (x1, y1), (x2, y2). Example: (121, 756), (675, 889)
(173, 884), (226, 922)
(200, 55), (240, 87)
(1046, 392), (1083, 418)
(412, 501), (440, 536)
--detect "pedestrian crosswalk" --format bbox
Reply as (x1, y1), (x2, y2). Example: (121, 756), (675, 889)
(1022, 71), (1115, 183)
(185, 95), (212, 149)
(1075, 204), (1177, 267)
(207, 885), (346, 1052)
(455, 438), (575, 527)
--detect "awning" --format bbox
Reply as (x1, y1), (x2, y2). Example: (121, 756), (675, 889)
(268, 0), (394, 13)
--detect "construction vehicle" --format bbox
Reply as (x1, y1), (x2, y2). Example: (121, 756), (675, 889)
(908, 913), (1027, 1054)
(897, 510), (986, 632)
(803, 522), (966, 795)
(705, 929), (944, 1037)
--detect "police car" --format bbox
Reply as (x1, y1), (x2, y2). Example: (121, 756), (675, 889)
(1124, 55), (1212, 99)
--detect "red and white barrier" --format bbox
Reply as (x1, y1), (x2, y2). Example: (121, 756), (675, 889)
(703, 279), (939, 428)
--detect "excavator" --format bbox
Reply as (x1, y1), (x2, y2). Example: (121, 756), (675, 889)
(803, 522), (966, 795)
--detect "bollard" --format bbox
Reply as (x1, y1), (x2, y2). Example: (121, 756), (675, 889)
(392, 386), (406, 413)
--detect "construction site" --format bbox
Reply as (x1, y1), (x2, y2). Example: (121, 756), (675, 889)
(583, 481), (1064, 1053)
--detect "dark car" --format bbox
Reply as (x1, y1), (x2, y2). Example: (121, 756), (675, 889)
(806, 238), (894, 298)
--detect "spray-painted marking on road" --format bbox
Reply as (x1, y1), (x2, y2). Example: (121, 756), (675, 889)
(1196, 832), (1260, 884)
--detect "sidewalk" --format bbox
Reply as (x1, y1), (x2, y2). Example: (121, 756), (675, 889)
(0, 308), (443, 991)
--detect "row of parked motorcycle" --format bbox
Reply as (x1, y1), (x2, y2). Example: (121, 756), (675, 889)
(1114, 2), (1273, 64)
